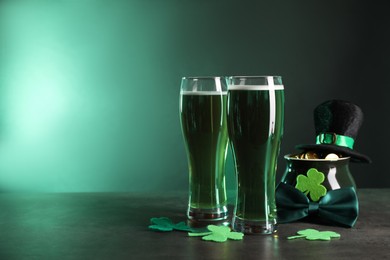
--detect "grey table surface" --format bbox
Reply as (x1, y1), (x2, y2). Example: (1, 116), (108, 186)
(0, 189), (389, 260)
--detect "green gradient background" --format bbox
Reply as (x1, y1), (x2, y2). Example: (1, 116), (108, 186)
(0, 0), (388, 192)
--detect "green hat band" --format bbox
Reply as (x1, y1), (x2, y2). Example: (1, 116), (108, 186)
(316, 133), (355, 149)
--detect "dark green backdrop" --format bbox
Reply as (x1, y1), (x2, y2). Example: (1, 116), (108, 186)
(0, 0), (388, 192)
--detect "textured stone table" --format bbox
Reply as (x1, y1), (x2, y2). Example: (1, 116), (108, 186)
(0, 189), (389, 259)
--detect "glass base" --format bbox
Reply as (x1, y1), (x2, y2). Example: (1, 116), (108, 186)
(187, 206), (228, 222)
(232, 217), (277, 235)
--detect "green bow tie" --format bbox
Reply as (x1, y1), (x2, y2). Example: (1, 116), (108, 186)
(276, 183), (359, 227)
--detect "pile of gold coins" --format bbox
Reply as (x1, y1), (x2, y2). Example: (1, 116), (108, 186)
(290, 151), (342, 160)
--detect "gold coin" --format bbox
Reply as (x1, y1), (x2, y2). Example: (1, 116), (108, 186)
(304, 151), (319, 159)
(325, 153), (339, 160)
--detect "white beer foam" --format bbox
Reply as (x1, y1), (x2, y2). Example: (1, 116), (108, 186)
(228, 85), (284, 90)
(180, 91), (227, 95)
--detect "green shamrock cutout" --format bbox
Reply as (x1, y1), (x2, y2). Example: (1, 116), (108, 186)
(188, 225), (244, 242)
(295, 168), (327, 201)
(149, 217), (193, 232)
(287, 228), (341, 241)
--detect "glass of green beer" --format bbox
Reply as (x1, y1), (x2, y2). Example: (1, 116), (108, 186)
(227, 76), (284, 234)
(180, 76), (229, 223)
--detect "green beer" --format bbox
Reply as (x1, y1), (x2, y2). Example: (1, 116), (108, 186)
(180, 77), (228, 222)
(227, 76), (284, 234)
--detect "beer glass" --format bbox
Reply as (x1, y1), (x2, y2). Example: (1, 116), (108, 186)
(227, 76), (284, 234)
(180, 77), (229, 223)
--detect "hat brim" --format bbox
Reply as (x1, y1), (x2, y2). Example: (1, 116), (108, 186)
(295, 144), (372, 163)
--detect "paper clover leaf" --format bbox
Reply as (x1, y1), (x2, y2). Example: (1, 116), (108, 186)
(295, 168), (327, 201)
(149, 217), (193, 232)
(188, 225), (244, 242)
(287, 228), (340, 241)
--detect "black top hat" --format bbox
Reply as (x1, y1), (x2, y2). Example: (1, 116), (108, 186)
(296, 100), (372, 163)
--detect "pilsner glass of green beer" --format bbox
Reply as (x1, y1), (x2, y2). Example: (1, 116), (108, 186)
(227, 76), (284, 234)
(180, 77), (229, 223)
